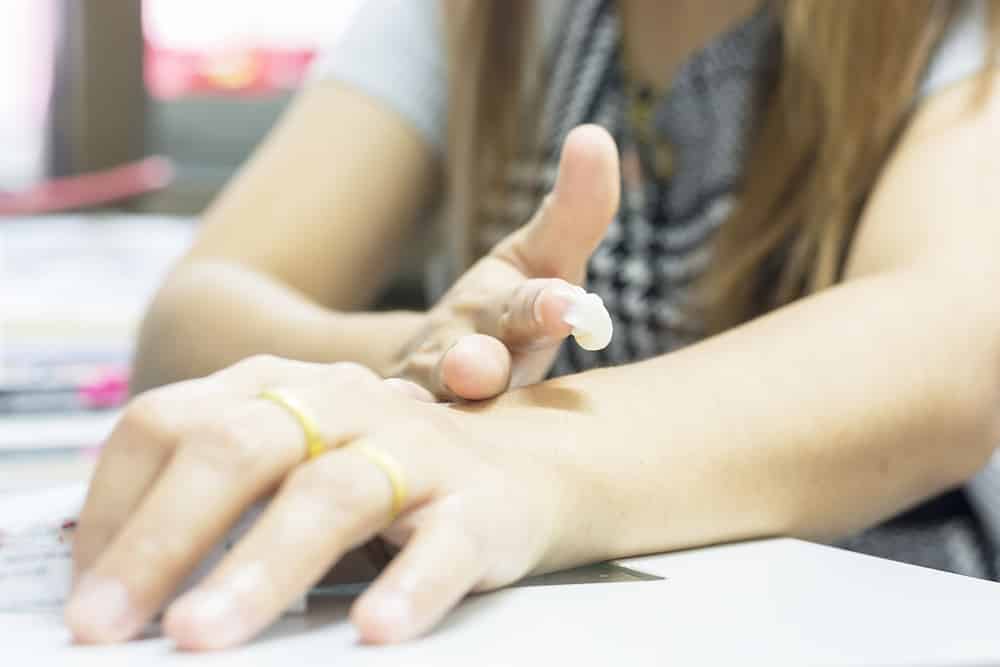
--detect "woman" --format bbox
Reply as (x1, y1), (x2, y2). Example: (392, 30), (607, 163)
(67, 0), (1000, 651)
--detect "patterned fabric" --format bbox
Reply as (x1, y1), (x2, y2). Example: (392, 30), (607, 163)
(481, 0), (996, 578)
(482, 0), (776, 376)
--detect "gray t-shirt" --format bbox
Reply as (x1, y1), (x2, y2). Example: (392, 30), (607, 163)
(310, 0), (572, 152)
(314, 0), (989, 153)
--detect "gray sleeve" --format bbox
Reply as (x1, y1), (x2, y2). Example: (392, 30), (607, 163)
(920, 0), (993, 98)
(308, 0), (446, 152)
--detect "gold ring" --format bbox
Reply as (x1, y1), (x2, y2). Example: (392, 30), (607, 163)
(353, 443), (407, 519)
(258, 388), (327, 460)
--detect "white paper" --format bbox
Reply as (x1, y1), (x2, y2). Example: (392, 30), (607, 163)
(0, 483), (84, 610)
(0, 214), (195, 387)
(0, 484), (305, 613)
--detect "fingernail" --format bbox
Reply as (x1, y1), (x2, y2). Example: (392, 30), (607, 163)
(539, 285), (581, 324)
(65, 573), (143, 643)
(169, 588), (249, 649)
(367, 591), (412, 638)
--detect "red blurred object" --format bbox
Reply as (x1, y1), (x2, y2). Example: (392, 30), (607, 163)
(145, 45), (316, 99)
(0, 156), (174, 216)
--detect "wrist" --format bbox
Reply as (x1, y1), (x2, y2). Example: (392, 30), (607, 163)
(452, 384), (625, 572)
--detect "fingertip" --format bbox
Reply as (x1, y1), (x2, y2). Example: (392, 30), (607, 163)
(531, 125), (618, 272)
(162, 600), (202, 650)
(439, 335), (511, 401)
(64, 573), (145, 645)
(534, 284), (580, 341)
(163, 589), (252, 652)
(559, 125), (620, 208)
(162, 596), (213, 651)
(564, 124), (617, 160)
(350, 591), (415, 645)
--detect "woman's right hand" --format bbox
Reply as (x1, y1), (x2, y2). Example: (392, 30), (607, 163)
(387, 125), (621, 401)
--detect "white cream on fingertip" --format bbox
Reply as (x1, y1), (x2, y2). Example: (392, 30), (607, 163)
(562, 291), (613, 351)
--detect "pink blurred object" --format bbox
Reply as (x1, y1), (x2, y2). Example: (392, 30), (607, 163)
(0, 156), (174, 216)
(78, 371), (130, 410)
(146, 46), (316, 99)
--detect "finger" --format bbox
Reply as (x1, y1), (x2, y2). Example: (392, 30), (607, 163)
(65, 396), (309, 644)
(352, 514), (483, 644)
(73, 377), (230, 577)
(73, 356), (341, 577)
(491, 278), (579, 348)
(382, 377), (436, 402)
(163, 422), (438, 651)
(480, 277), (613, 354)
(438, 334), (511, 401)
(496, 124), (620, 281)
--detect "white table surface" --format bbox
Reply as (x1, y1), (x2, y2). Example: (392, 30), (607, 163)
(5, 414), (1000, 665)
(4, 538), (1000, 666)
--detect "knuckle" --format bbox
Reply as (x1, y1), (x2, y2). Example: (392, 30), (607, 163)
(231, 353), (283, 377)
(328, 361), (378, 384)
(392, 349), (425, 375)
(423, 307), (451, 330)
(424, 328), (466, 358)
(188, 420), (267, 473)
(409, 337), (450, 371)
(212, 353), (286, 389)
(117, 391), (176, 448)
(448, 291), (485, 319)
(507, 285), (537, 325)
(244, 353), (282, 369)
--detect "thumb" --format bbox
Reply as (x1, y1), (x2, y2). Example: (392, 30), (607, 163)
(497, 124), (620, 281)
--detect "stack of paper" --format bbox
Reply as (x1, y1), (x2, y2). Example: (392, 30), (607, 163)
(0, 483), (85, 610)
(0, 214), (194, 488)
(0, 484), (284, 612)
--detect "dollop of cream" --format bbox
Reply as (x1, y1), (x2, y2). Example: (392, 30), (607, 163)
(562, 291), (613, 351)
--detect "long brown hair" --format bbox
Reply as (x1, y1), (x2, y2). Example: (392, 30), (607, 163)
(445, 1), (1000, 333)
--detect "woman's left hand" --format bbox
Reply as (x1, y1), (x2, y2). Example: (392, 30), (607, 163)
(66, 355), (571, 649)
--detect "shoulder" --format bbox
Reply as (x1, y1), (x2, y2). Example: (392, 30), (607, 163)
(306, 0), (571, 153)
(307, 0), (446, 151)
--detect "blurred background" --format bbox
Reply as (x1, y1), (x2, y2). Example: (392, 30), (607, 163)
(0, 1), (371, 488)
(1, 0), (365, 210)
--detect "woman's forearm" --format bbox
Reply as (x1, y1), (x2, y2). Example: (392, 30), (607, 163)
(485, 265), (1000, 569)
(131, 259), (423, 393)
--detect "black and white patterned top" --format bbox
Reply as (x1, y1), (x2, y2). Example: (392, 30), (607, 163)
(525, 1), (775, 376)
(317, 0), (998, 577)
